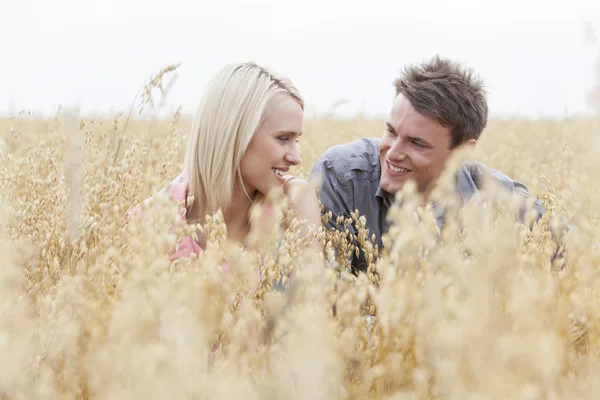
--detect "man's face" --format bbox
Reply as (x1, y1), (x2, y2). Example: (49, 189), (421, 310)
(378, 94), (459, 198)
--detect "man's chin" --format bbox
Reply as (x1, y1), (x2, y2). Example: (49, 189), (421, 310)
(381, 179), (402, 195)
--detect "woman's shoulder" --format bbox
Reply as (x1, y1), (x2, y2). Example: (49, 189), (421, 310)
(167, 173), (189, 203)
(125, 173), (189, 221)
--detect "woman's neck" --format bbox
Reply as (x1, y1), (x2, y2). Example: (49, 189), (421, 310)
(221, 185), (254, 242)
(187, 183), (255, 245)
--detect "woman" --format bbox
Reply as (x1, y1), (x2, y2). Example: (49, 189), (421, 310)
(127, 61), (323, 265)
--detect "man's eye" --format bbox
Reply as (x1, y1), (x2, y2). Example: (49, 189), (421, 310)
(278, 137), (289, 142)
(412, 140), (425, 148)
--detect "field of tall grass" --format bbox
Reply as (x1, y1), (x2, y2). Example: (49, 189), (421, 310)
(2, 66), (600, 399)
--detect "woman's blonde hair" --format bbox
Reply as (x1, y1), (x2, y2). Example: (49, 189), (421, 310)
(183, 61), (304, 219)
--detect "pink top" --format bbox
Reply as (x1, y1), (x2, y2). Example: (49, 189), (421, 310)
(125, 173), (298, 349)
(125, 173), (296, 269)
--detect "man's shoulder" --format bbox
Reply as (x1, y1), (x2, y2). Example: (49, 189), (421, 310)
(312, 138), (380, 181)
(457, 160), (546, 219)
(458, 160), (530, 195)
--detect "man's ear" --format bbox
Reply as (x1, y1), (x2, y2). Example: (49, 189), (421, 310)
(461, 138), (477, 149)
(452, 138), (477, 153)
(450, 138), (477, 158)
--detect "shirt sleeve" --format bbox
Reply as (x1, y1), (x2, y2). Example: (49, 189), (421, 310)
(511, 178), (572, 264)
(511, 179), (546, 222)
(309, 154), (359, 267)
(495, 172), (572, 265)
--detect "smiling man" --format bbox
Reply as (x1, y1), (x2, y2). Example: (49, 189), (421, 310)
(309, 55), (547, 273)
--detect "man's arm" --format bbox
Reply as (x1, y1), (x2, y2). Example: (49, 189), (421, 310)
(463, 162), (570, 266)
(511, 180), (546, 224)
(491, 170), (571, 266)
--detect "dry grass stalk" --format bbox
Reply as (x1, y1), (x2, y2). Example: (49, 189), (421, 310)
(0, 107), (599, 399)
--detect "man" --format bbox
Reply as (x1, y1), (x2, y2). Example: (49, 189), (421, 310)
(309, 55), (548, 273)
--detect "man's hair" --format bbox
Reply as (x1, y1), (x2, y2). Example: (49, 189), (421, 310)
(393, 55), (488, 148)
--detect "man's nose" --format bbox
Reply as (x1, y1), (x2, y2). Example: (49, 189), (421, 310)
(388, 138), (407, 160)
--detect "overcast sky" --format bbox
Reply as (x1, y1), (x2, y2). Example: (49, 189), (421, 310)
(1, 0), (600, 118)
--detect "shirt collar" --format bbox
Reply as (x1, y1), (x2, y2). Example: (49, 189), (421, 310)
(374, 162), (479, 209)
(374, 152), (394, 208)
(375, 184), (394, 208)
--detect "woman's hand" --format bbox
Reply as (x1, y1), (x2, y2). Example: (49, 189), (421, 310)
(283, 178), (324, 257)
(282, 178), (322, 228)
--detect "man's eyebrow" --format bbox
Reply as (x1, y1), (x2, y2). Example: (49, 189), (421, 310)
(407, 135), (431, 147)
(386, 121), (431, 147)
(385, 121), (395, 133)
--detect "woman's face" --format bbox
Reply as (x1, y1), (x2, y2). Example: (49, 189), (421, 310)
(239, 93), (304, 197)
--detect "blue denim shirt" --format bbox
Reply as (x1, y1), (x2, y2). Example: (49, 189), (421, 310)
(309, 138), (547, 272)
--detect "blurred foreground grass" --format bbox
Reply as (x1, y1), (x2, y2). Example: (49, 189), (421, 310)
(1, 109), (600, 399)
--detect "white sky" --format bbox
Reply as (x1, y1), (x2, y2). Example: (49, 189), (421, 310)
(1, 0), (600, 118)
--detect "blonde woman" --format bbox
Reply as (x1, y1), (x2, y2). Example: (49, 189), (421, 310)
(127, 62), (322, 266)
